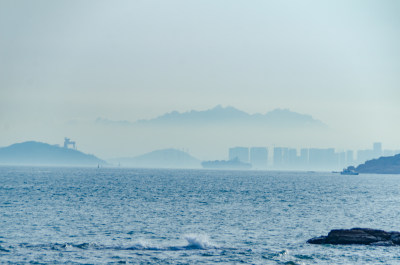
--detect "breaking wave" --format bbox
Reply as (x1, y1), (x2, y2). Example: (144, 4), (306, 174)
(16, 234), (219, 252)
(184, 234), (218, 249)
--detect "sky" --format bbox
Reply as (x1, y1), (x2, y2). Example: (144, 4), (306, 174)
(1, 0), (399, 159)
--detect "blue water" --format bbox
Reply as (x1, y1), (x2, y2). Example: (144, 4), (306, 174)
(1, 167), (400, 264)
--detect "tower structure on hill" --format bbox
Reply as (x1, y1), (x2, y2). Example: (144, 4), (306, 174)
(64, 137), (76, 149)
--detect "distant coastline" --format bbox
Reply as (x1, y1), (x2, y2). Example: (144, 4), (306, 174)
(1, 140), (400, 174)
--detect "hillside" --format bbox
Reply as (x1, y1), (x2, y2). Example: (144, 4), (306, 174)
(356, 154), (400, 174)
(110, 148), (201, 169)
(0, 141), (105, 166)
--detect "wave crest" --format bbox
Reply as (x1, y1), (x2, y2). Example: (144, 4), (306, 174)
(16, 235), (218, 252)
(184, 234), (217, 249)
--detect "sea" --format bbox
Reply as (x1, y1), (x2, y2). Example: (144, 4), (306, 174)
(1, 167), (400, 264)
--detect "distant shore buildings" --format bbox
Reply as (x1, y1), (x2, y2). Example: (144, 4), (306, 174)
(229, 147), (269, 169)
(227, 143), (400, 171)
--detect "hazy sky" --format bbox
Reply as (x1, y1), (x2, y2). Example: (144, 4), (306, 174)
(1, 0), (399, 158)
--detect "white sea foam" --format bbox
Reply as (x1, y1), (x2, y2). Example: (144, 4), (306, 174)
(118, 239), (162, 251)
(130, 239), (150, 249)
(184, 234), (217, 249)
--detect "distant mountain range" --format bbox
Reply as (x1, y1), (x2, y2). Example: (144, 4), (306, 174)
(96, 105), (327, 128)
(109, 148), (201, 168)
(0, 141), (105, 166)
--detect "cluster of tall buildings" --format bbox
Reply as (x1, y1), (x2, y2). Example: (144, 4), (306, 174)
(228, 143), (400, 171)
(229, 147), (269, 169)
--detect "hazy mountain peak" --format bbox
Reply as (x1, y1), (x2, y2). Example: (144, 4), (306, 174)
(109, 148), (200, 168)
(95, 117), (131, 126)
(135, 105), (325, 127)
(265, 108), (319, 121)
(211, 104), (239, 112)
(96, 105), (326, 128)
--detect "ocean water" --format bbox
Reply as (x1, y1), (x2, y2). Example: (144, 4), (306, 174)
(1, 167), (400, 264)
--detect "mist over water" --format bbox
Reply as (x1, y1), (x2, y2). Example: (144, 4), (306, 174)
(2, 167), (400, 264)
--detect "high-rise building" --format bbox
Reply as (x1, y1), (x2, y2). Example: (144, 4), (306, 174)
(346, 150), (354, 166)
(250, 147), (268, 169)
(337, 151), (346, 169)
(357, 149), (374, 164)
(300, 148), (309, 169)
(229, 147), (249, 162)
(286, 148), (298, 169)
(273, 147), (284, 169)
(373, 142), (382, 158)
(383, 150), (394, 157)
(309, 148), (336, 170)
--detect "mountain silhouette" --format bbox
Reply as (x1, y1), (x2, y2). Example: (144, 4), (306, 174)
(97, 105), (326, 128)
(110, 148), (201, 168)
(0, 141), (105, 166)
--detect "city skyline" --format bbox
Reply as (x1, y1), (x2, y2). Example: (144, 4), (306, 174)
(228, 142), (400, 171)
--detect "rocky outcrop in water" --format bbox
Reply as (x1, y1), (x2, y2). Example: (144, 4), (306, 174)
(307, 228), (400, 245)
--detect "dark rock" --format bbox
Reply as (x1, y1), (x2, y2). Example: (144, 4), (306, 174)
(390, 232), (400, 244)
(307, 228), (400, 245)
